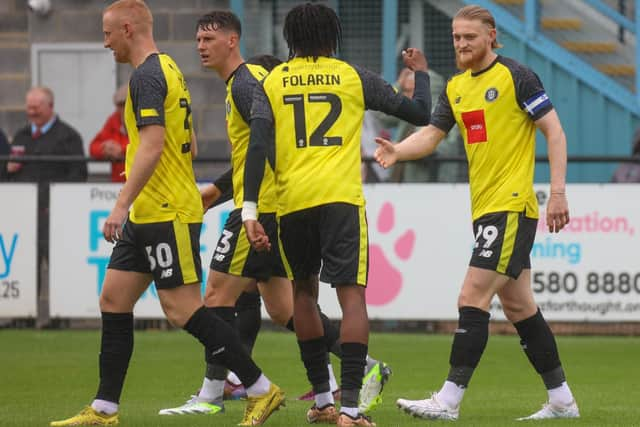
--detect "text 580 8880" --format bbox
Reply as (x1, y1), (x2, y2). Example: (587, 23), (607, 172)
(533, 271), (640, 294)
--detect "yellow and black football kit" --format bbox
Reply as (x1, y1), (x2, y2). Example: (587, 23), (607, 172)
(210, 63), (286, 281)
(245, 56), (431, 284)
(109, 53), (202, 288)
(431, 55), (554, 278)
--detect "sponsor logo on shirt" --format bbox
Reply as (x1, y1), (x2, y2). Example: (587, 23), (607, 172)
(461, 109), (487, 144)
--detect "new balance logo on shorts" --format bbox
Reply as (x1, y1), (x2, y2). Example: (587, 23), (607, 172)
(478, 249), (493, 258)
(160, 268), (173, 279)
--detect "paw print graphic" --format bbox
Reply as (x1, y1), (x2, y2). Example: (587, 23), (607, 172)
(366, 202), (415, 306)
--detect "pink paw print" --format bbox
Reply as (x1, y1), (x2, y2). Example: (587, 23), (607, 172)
(366, 202), (416, 306)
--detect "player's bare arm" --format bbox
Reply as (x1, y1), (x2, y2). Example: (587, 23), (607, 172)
(536, 108), (570, 233)
(374, 124), (446, 169)
(200, 183), (222, 212)
(103, 124), (164, 242)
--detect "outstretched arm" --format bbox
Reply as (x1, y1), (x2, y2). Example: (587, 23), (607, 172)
(357, 48), (432, 127)
(374, 124), (446, 169)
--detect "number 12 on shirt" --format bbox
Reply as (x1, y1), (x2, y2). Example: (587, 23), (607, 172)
(283, 93), (343, 148)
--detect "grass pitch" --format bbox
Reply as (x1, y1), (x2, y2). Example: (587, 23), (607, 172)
(0, 329), (637, 426)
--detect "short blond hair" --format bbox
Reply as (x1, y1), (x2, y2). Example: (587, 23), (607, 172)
(104, 0), (153, 30)
(454, 5), (503, 49)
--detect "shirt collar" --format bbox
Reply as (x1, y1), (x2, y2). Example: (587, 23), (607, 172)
(31, 115), (57, 136)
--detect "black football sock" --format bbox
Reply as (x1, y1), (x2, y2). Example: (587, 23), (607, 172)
(299, 337), (330, 394)
(235, 290), (262, 354)
(514, 308), (566, 389)
(95, 312), (134, 404)
(184, 306), (261, 387)
(203, 306), (235, 381)
(447, 306), (490, 388)
(286, 309), (342, 357)
(340, 342), (368, 409)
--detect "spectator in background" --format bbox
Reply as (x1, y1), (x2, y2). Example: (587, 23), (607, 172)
(7, 86), (87, 267)
(380, 67), (467, 183)
(360, 111), (391, 182)
(611, 128), (640, 182)
(7, 86), (87, 182)
(0, 128), (8, 181)
(90, 84), (129, 182)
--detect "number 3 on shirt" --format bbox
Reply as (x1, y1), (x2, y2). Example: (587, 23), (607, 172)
(283, 93), (342, 148)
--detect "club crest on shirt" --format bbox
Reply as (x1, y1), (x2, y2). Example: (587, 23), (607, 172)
(485, 87), (498, 102)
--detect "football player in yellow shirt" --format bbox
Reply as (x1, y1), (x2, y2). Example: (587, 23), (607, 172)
(375, 4), (578, 423)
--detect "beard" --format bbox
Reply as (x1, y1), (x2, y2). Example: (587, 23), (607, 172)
(455, 51), (474, 70)
(455, 45), (489, 70)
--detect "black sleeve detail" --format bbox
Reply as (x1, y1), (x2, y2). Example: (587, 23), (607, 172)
(429, 86), (456, 133)
(499, 56), (554, 120)
(250, 81), (274, 123)
(355, 65), (431, 126)
(393, 71), (431, 126)
(211, 167), (233, 207)
(129, 56), (167, 128)
(213, 167), (233, 194)
(232, 66), (258, 124)
(354, 65), (403, 113)
(244, 118), (272, 203)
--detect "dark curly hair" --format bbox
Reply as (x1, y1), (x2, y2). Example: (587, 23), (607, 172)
(282, 3), (342, 60)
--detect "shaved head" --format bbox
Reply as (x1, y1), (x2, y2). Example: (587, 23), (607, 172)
(104, 0), (153, 34)
(103, 0), (158, 66)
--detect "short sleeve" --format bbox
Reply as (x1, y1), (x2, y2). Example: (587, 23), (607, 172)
(129, 55), (167, 128)
(430, 86), (456, 133)
(250, 82), (274, 123)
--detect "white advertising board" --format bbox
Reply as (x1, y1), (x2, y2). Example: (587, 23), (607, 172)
(316, 184), (640, 321)
(49, 183), (231, 318)
(0, 184), (38, 317)
(49, 183), (640, 321)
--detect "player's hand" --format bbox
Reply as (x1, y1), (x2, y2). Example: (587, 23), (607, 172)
(402, 48), (428, 72)
(546, 192), (570, 233)
(103, 205), (128, 243)
(374, 137), (398, 169)
(243, 219), (271, 252)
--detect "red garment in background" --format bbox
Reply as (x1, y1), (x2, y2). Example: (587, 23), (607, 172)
(89, 111), (129, 182)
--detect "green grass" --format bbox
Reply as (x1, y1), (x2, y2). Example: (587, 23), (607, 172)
(0, 329), (638, 426)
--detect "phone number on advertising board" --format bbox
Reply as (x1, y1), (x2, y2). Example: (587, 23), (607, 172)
(533, 272), (640, 294)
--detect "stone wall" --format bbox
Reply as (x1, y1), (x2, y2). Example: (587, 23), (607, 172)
(0, 0), (232, 181)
